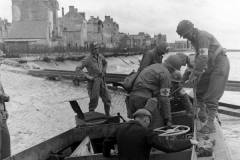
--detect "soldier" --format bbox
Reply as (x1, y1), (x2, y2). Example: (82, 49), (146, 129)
(127, 55), (184, 128)
(176, 20), (230, 133)
(103, 108), (197, 160)
(138, 42), (169, 72)
(0, 81), (11, 159)
(75, 42), (111, 116)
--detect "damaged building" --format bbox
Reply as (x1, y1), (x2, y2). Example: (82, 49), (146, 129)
(59, 6), (87, 48)
(5, 0), (59, 52)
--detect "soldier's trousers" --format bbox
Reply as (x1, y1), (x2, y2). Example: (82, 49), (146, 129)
(87, 77), (111, 115)
(0, 118), (11, 159)
(128, 94), (164, 129)
(196, 53), (230, 121)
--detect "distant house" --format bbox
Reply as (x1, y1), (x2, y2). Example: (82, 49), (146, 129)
(59, 6), (88, 48)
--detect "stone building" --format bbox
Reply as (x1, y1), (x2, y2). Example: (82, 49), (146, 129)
(5, 0), (59, 48)
(168, 40), (192, 51)
(87, 16), (119, 48)
(102, 16), (119, 48)
(119, 32), (152, 49)
(59, 6), (87, 47)
(87, 16), (103, 46)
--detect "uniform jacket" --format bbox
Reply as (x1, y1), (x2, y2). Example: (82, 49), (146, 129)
(138, 49), (163, 72)
(132, 63), (172, 121)
(76, 54), (107, 78)
(103, 120), (192, 160)
(191, 29), (224, 73)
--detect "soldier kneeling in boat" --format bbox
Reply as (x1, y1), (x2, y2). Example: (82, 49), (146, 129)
(103, 108), (197, 160)
(127, 55), (184, 128)
(75, 42), (111, 116)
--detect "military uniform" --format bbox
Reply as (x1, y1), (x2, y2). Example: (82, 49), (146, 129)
(128, 63), (172, 128)
(103, 120), (192, 160)
(138, 49), (163, 72)
(0, 82), (10, 159)
(190, 29), (230, 132)
(76, 54), (111, 115)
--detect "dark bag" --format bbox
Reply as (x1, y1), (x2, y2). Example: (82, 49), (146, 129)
(122, 71), (139, 92)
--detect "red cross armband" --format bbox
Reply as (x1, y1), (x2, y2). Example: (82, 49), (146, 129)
(199, 48), (208, 56)
(160, 88), (170, 97)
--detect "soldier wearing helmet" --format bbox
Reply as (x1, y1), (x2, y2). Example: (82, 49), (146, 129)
(176, 20), (230, 134)
(75, 42), (111, 116)
(138, 42), (169, 72)
(127, 54), (184, 128)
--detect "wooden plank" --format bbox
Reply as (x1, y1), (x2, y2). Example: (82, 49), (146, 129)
(218, 109), (240, 118)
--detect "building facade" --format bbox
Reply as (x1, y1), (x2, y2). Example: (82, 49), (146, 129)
(59, 6), (87, 47)
(5, 0), (59, 48)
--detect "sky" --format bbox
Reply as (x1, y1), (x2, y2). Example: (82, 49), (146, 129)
(0, 0), (240, 49)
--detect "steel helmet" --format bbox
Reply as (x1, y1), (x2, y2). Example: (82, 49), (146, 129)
(164, 54), (183, 71)
(176, 20), (194, 37)
(90, 41), (100, 51)
(133, 108), (152, 120)
(155, 42), (169, 54)
(170, 70), (182, 82)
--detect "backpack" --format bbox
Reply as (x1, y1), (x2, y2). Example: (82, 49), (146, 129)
(122, 71), (139, 92)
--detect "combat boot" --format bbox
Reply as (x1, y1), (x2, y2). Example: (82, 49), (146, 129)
(199, 108), (216, 134)
(197, 102), (207, 122)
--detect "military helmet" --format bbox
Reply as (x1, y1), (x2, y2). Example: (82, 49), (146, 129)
(90, 41), (100, 51)
(155, 42), (169, 54)
(164, 54), (183, 71)
(133, 108), (152, 120)
(170, 70), (182, 82)
(176, 20), (194, 37)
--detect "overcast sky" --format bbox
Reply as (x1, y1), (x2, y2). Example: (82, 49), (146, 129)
(0, 0), (240, 49)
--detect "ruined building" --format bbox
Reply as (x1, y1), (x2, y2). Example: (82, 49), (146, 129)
(102, 16), (119, 48)
(87, 16), (119, 48)
(0, 19), (11, 43)
(5, 0), (59, 49)
(59, 6), (87, 48)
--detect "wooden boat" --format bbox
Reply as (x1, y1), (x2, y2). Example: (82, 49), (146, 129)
(5, 70), (235, 160)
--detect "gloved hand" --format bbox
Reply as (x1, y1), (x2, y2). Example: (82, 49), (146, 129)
(186, 70), (202, 86)
(190, 139), (199, 145)
(85, 75), (94, 81)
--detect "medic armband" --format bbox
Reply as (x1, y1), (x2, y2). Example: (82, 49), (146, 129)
(160, 88), (170, 97)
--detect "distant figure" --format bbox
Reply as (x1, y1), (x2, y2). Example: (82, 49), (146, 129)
(75, 42), (111, 116)
(0, 80), (11, 159)
(176, 20), (230, 133)
(138, 42), (169, 72)
(103, 108), (196, 160)
(127, 55), (184, 128)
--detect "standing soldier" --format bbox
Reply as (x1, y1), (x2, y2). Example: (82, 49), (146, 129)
(75, 42), (111, 116)
(128, 55), (184, 128)
(138, 42), (169, 72)
(0, 81), (11, 159)
(176, 20), (230, 133)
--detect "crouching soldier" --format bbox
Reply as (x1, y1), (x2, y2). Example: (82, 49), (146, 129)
(127, 55), (184, 128)
(0, 81), (10, 159)
(75, 42), (111, 116)
(103, 108), (198, 160)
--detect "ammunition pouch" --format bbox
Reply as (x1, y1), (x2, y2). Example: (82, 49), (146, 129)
(0, 94), (9, 103)
(1, 110), (8, 120)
